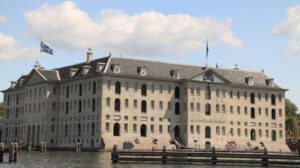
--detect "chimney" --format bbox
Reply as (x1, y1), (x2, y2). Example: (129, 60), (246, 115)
(11, 81), (17, 88)
(87, 48), (93, 64)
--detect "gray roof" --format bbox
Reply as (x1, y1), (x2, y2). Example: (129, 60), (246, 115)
(2, 56), (286, 92)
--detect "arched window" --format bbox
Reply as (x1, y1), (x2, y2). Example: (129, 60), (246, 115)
(272, 109), (276, 120)
(141, 84), (147, 96)
(272, 130), (276, 141)
(216, 126), (220, 135)
(115, 98), (120, 112)
(205, 85), (211, 100)
(91, 123), (95, 136)
(141, 100), (147, 113)
(77, 124), (81, 136)
(113, 123), (120, 136)
(175, 102), (180, 115)
(205, 103), (211, 115)
(196, 125), (200, 134)
(251, 107), (255, 119)
(250, 129), (256, 140)
(190, 125), (194, 134)
(141, 124), (147, 137)
(65, 125), (68, 136)
(174, 126), (180, 138)
(271, 94), (276, 105)
(205, 126), (211, 138)
(115, 81), (121, 94)
(175, 87), (180, 99)
(250, 93), (255, 104)
(205, 141), (211, 149)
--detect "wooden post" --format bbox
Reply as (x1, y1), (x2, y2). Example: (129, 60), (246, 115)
(0, 143), (4, 162)
(112, 145), (118, 163)
(211, 146), (217, 165)
(14, 143), (18, 161)
(162, 145), (167, 164)
(262, 147), (269, 166)
(9, 143), (15, 162)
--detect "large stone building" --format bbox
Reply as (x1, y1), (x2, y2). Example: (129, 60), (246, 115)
(1, 51), (289, 152)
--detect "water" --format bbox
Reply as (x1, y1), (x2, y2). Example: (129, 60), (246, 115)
(0, 151), (262, 168)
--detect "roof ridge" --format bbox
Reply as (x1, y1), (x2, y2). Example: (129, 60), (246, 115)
(52, 56), (109, 70)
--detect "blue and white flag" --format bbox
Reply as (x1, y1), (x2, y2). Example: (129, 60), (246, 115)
(40, 41), (53, 55)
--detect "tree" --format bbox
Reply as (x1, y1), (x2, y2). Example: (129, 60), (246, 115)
(285, 99), (298, 138)
(0, 102), (2, 117)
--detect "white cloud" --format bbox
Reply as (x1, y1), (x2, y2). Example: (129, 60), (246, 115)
(0, 32), (39, 61)
(0, 15), (10, 24)
(24, 1), (242, 57)
(273, 5), (300, 54)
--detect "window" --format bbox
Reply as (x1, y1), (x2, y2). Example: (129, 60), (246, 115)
(216, 89), (220, 98)
(205, 104), (211, 115)
(133, 124), (137, 133)
(175, 87), (180, 99)
(107, 80), (111, 90)
(159, 125), (163, 133)
(216, 126), (220, 135)
(151, 125), (154, 133)
(244, 92), (247, 99)
(93, 81), (96, 94)
(190, 125), (194, 134)
(279, 94), (282, 102)
(237, 106), (240, 114)
(259, 129), (262, 137)
(222, 105), (225, 113)
(78, 100), (82, 113)
(205, 126), (211, 138)
(190, 103), (194, 112)
(271, 109), (276, 120)
(245, 129), (248, 137)
(251, 129), (256, 140)
(125, 82), (129, 91)
(196, 103), (200, 112)
(244, 107), (248, 115)
(92, 98), (95, 111)
(115, 82), (121, 94)
(216, 104), (220, 113)
(259, 108), (261, 116)
(106, 97), (110, 106)
(141, 100), (147, 113)
(134, 99), (137, 108)
(272, 130), (276, 141)
(205, 85), (211, 100)
(196, 125), (200, 134)
(115, 99), (120, 112)
(141, 84), (147, 96)
(230, 128), (233, 136)
(251, 107), (255, 119)
(79, 84), (83, 96)
(265, 93), (268, 101)
(78, 124), (81, 136)
(168, 85), (171, 94)
(237, 91), (240, 99)
(140, 124), (147, 137)
(196, 87), (200, 96)
(113, 123), (120, 136)
(238, 128), (241, 136)
(65, 102), (69, 114)
(258, 93), (261, 100)
(151, 100), (155, 109)
(190, 87), (194, 96)
(279, 109), (282, 117)
(175, 102), (180, 115)
(134, 83), (138, 91)
(279, 130), (282, 138)
(230, 106), (233, 114)
(230, 91), (233, 98)
(222, 89), (226, 98)
(125, 99), (129, 108)
(159, 85), (163, 94)
(265, 108), (268, 116)
(266, 130), (269, 138)
(159, 101), (163, 110)
(250, 93), (255, 104)
(271, 94), (276, 105)
(222, 127), (225, 135)
(151, 84), (155, 93)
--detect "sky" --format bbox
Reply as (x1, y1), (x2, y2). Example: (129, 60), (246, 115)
(0, 0), (300, 109)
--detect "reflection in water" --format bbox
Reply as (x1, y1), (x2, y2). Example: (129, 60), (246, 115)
(0, 151), (260, 168)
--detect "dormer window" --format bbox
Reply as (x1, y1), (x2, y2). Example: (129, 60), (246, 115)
(170, 70), (179, 79)
(111, 64), (121, 73)
(137, 66), (147, 76)
(245, 76), (254, 85)
(266, 78), (274, 87)
(69, 68), (78, 78)
(96, 62), (105, 73)
(82, 66), (91, 75)
(10, 81), (17, 88)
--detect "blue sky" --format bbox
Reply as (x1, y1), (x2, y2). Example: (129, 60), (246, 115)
(0, 0), (300, 109)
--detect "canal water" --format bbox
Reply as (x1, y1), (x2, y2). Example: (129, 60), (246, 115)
(0, 151), (262, 168)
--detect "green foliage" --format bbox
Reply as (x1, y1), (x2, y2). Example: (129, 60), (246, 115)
(0, 102), (2, 117)
(285, 99), (298, 137)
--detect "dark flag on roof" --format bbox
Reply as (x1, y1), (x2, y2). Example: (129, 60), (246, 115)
(40, 41), (53, 55)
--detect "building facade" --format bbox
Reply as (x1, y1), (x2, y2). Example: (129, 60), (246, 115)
(1, 51), (289, 152)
